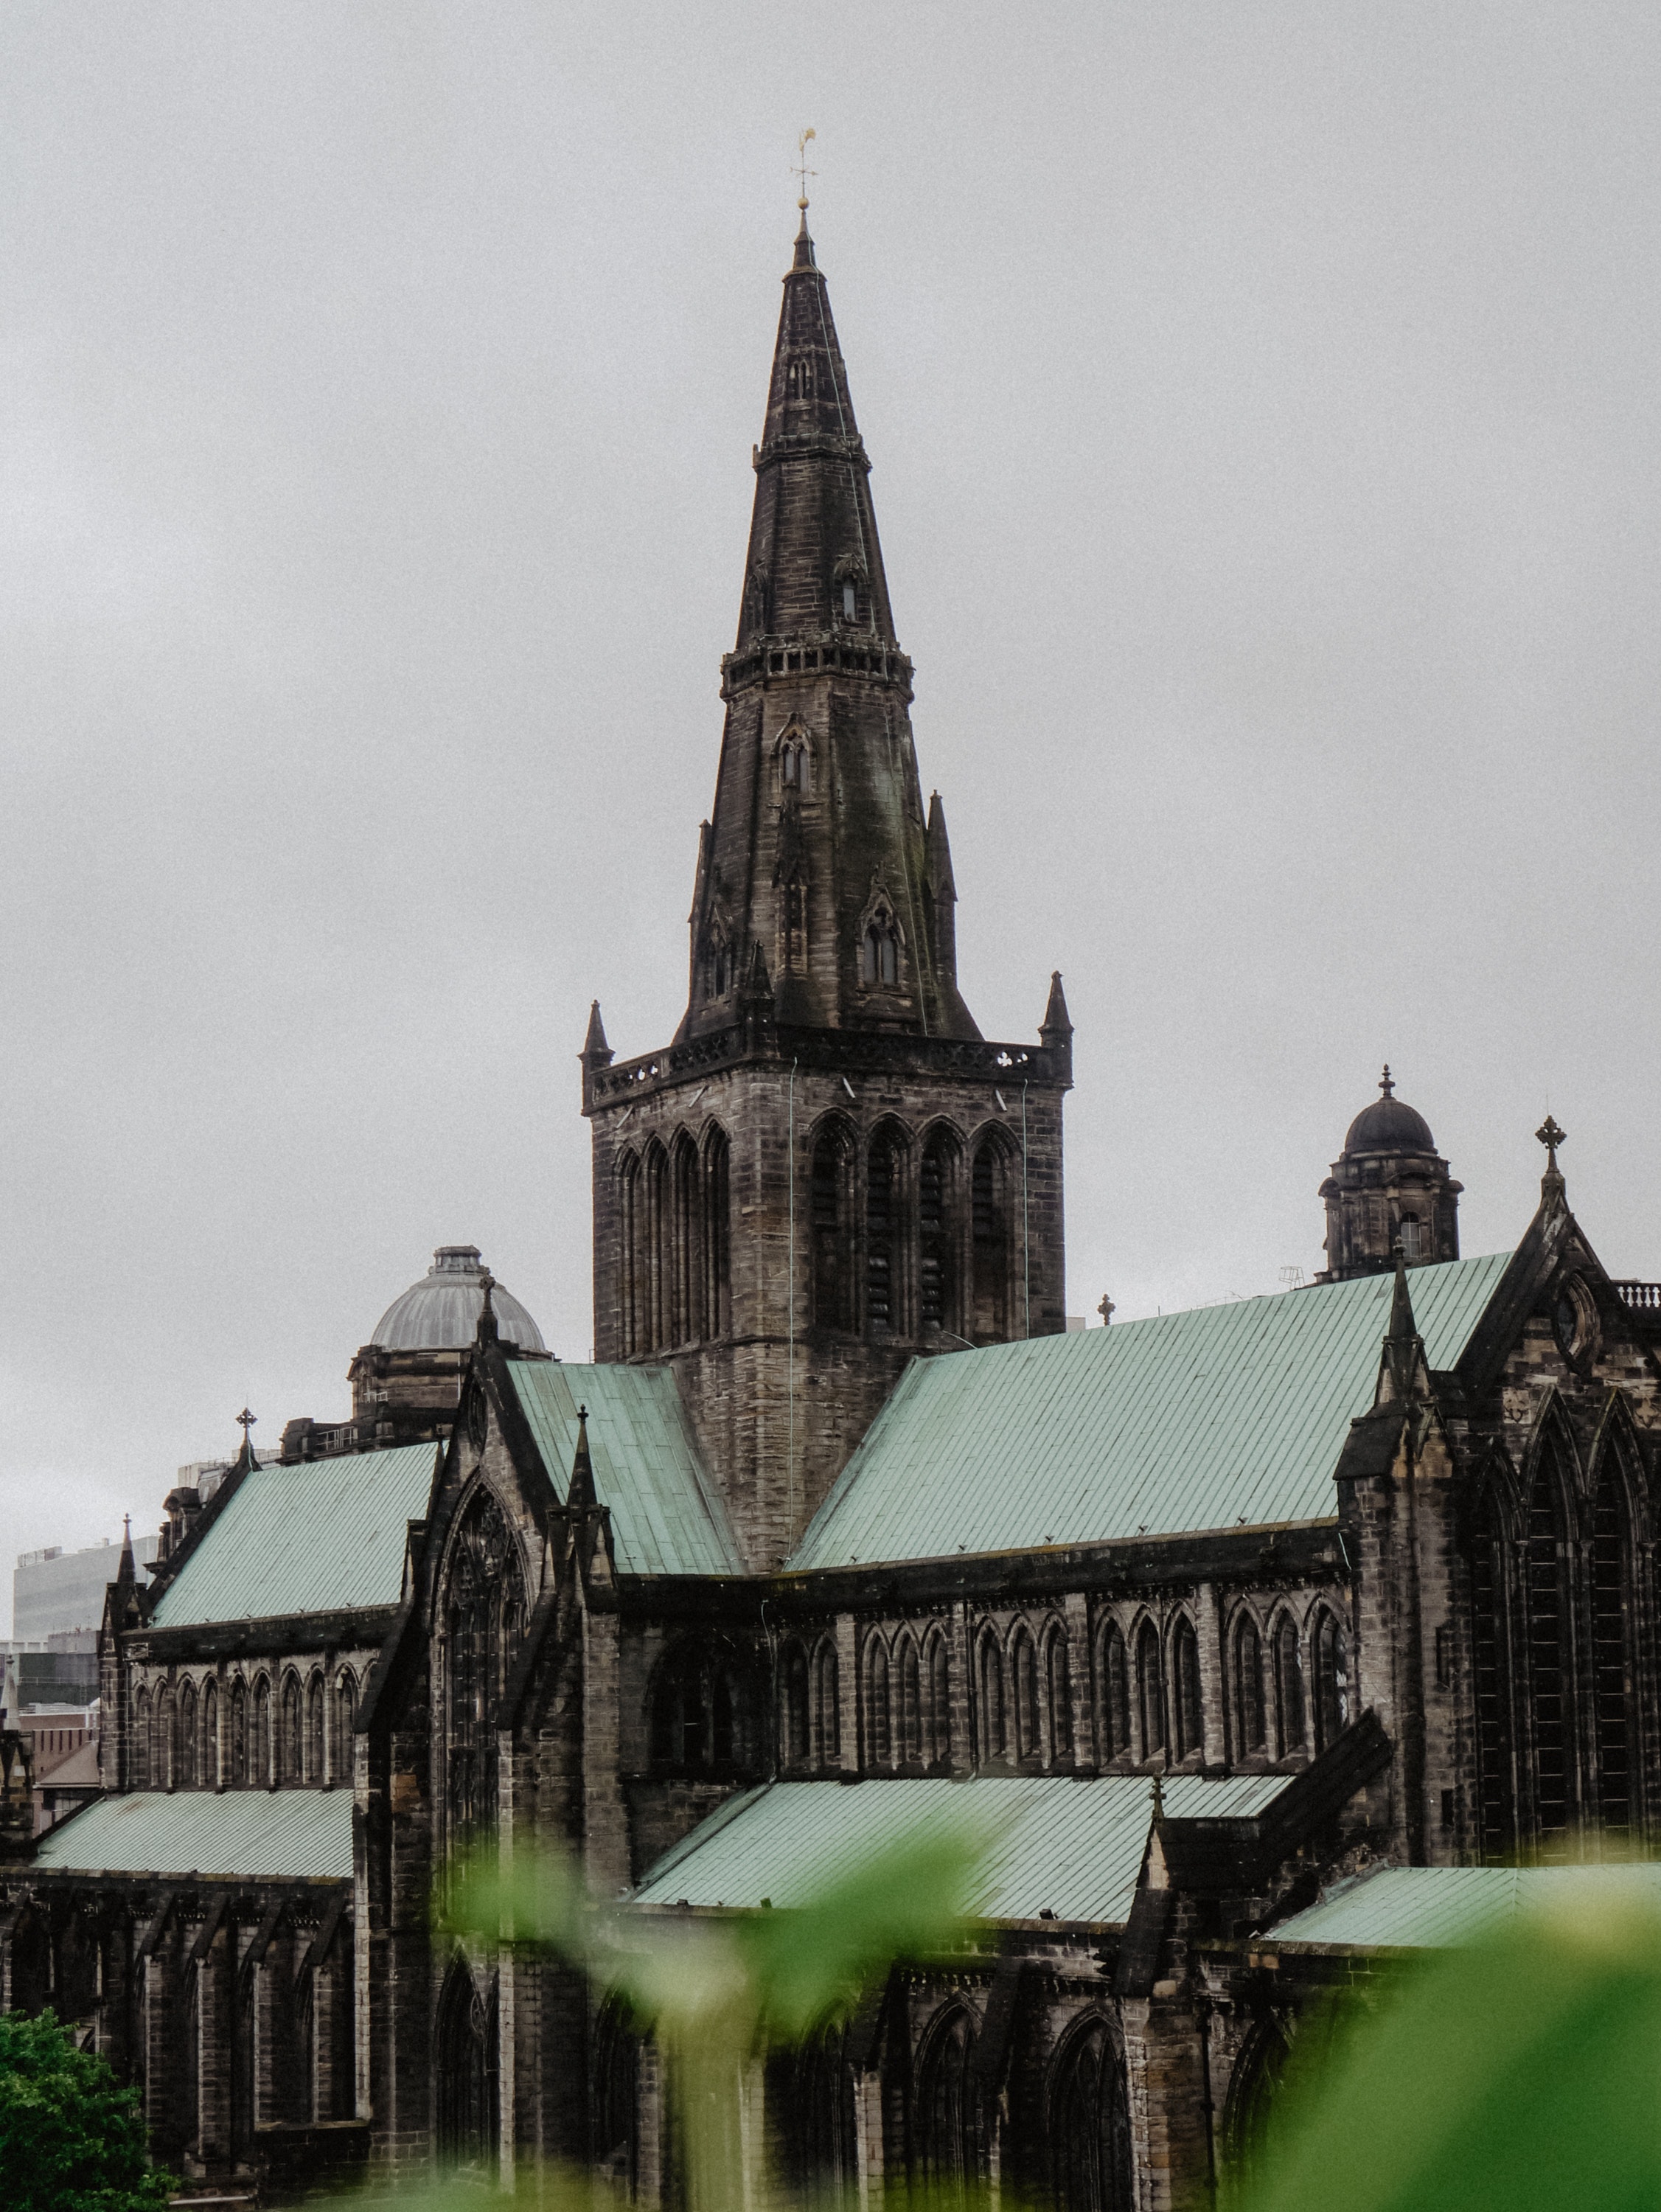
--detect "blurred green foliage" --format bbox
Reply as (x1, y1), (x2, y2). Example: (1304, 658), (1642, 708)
(0, 2008), (175, 2212)
(1242, 1895), (1661, 2212)
(440, 1825), (981, 2210)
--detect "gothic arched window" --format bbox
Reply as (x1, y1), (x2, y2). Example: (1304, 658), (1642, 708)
(703, 1124), (731, 1340)
(1471, 1474), (1515, 1860)
(814, 1641), (840, 1764)
(131, 1689), (150, 1791)
(335, 1670), (357, 1784)
(809, 1121), (855, 1333)
(1233, 1616), (1266, 1756)
(1051, 2019), (1134, 2212)
(1592, 1450), (1636, 1836)
(926, 1632), (953, 1766)
(1171, 1615), (1202, 1761)
(842, 577), (857, 622)
(445, 1486), (527, 1854)
(867, 1640), (892, 1769)
(156, 1686), (176, 1791)
(1098, 1623), (1131, 1760)
(280, 1674), (303, 1786)
(1012, 1628), (1040, 1762)
(866, 1125), (903, 1336)
(1527, 1444), (1573, 1855)
(781, 1643), (810, 1767)
(919, 1127), (959, 1336)
(1136, 1621), (1166, 1761)
(617, 1150), (643, 1359)
(651, 1638), (756, 1777)
(897, 1637), (922, 1764)
(670, 1130), (700, 1348)
(229, 1678), (248, 1787)
(918, 2008), (983, 2194)
(970, 1135), (1014, 1343)
(201, 1677), (219, 1790)
(644, 1141), (671, 1356)
(860, 908), (899, 987)
(436, 1962), (498, 2175)
(779, 737), (811, 795)
(1272, 1616), (1304, 1758)
(252, 1678), (272, 1789)
(1046, 1627), (1073, 1763)
(178, 1680), (198, 1789)
(979, 1633), (1007, 1764)
(1312, 1610), (1349, 1752)
(306, 1672), (325, 1786)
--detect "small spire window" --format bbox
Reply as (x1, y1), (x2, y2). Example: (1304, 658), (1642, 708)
(779, 739), (810, 794)
(842, 579), (857, 621)
(860, 907), (899, 987)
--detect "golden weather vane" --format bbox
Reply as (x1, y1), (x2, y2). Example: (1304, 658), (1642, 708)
(793, 126), (817, 211)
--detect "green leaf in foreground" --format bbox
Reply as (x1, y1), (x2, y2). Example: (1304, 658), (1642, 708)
(1244, 1896), (1661, 2212)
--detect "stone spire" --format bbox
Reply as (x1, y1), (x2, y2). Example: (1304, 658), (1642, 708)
(678, 213), (979, 1044)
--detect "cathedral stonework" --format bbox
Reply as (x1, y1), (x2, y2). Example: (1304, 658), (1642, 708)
(4, 215), (1660, 2212)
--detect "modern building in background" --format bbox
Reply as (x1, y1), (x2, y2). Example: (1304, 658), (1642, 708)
(14, 1534), (160, 1644)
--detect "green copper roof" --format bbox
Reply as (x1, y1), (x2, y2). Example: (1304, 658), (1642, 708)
(36, 1789), (352, 1881)
(507, 1362), (742, 1577)
(1270, 1863), (1661, 1950)
(790, 1254), (1513, 1570)
(633, 1773), (1284, 1924)
(149, 1444), (439, 1629)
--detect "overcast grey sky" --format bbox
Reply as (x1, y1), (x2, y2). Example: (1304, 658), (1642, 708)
(3, 3), (1657, 1629)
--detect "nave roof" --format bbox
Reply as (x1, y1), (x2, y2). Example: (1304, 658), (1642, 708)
(147, 1441), (440, 1628)
(632, 1772), (1284, 1927)
(36, 1788), (352, 1882)
(788, 1252), (1514, 1571)
(1267, 1862), (1661, 1952)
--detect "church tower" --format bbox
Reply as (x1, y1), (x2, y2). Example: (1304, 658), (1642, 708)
(582, 208), (1072, 1569)
(1315, 1066), (1462, 1282)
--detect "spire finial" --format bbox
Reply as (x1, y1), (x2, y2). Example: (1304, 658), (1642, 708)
(1150, 1770), (1165, 1823)
(1536, 1113), (1567, 1202)
(476, 1269), (499, 1347)
(233, 1408), (258, 1472)
(568, 1403), (596, 1510)
(793, 127), (817, 214)
(1097, 1293), (1115, 1326)
(1379, 1064), (1395, 1099)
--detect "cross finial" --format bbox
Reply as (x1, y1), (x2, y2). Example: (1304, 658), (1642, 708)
(793, 127), (817, 211)
(1379, 1063), (1395, 1099)
(1097, 1293), (1115, 1326)
(1536, 1114), (1566, 1163)
(1150, 1770), (1165, 1822)
(235, 1407), (256, 1436)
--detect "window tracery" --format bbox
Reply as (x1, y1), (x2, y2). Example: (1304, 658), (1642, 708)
(444, 1486), (526, 1856)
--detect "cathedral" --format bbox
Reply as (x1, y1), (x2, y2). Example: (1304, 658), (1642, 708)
(3, 207), (1660, 2211)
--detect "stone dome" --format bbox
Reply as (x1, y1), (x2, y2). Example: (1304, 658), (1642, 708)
(1343, 1067), (1436, 1157)
(370, 1246), (547, 1354)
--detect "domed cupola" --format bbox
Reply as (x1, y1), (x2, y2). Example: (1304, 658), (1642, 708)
(369, 1245), (546, 1354)
(1315, 1067), (1463, 1283)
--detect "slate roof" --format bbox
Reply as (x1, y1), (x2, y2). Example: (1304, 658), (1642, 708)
(1268, 1863), (1661, 1950)
(632, 1773), (1284, 1924)
(789, 1253), (1513, 1570)
(507, 1361), (742, 1577)
(35, 1789), (352, 1881)
(148, 1443), (439, 1628)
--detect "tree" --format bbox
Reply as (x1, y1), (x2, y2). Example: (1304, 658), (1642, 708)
(0, 2009), (173, 2212)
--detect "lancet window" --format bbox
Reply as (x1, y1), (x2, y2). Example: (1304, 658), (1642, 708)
(1046, 1627), (1073, 1762)
(809, 1121), (855, 1333)
(1233, 1615), (1267, 1756)
(970, 1134), (1015, 1343)
(1592, 1450), (1636, 1835)
(860, 906), (899, 987)
(444, 1486), (526, 1856)
(650, 1637), (758, 1776)
(1171, 1615), (1202, 1761)
(1098, 1623), (1131, 1760)
(1136, 1621), (1165, 1761)
(866, 1125), (903, 1335)
(618, 1122), (731, 1355)
(1311, 1610), (1349, 1752)
(1051, 2019), (1135, 2212)
(1272, 1615), (1303, 1757)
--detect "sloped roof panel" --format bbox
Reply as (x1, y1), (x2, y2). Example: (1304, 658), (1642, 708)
(632, 1773), (1284, 1926)
(1269, 1863), (1661, 1950)
(148, 1444), (439, 1629)
(507, 1363), (742, 1578)
(790, 1254), (1512, 1570)
(35, 1789), (352, 1880)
